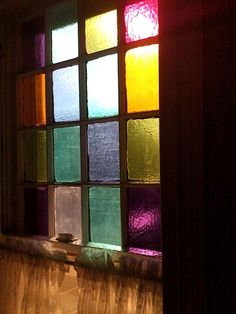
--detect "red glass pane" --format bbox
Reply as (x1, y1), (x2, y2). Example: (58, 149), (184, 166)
(124, 0), (158, 43)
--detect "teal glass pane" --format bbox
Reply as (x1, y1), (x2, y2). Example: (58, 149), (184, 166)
(53, 65), (80, 122)
(52, 2), (78, 63)
(88, 122), (120, 181)
(89, 187), (121, 246)
(87, 54), (118, 118)
(54, 126), (80, 182)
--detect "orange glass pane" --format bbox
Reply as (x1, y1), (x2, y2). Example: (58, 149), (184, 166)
(18, 73), (46, 127)
(125, 44), (159, 113)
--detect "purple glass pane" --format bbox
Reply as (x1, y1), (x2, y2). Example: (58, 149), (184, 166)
(24, 187), (48, 236)
(128, 188), (161, 251)
(22, 16), (45, 71)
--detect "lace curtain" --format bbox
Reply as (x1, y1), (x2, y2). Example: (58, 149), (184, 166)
(0, 249), (162, 314)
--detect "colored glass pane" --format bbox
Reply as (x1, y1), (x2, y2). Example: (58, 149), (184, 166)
(88, 122), (120, 181)
(22, 16), (45, 71)
(87, 54), (118, 118)
(18, 73), (46, 127)
(128, 188), (161, 251)
(85, 10), (117, 53)
(126, 45), (159, 112)
(127, 118), (160, 181)
(124, 0), (158, 43)
(55, 186), (82, 239)
(24, 187), (48, 236)
(53, 65), (80, 122)
(23, 131), (47, 182)
(52, 2), (78, 63)
(89, 187), (121, 246)
(54, 127), (81, 182)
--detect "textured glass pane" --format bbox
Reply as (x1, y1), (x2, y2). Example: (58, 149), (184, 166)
(125, 0), (158, 43)
(52, 2), (78, 63)
(87, 54), (118, 118)
(54, 127), (80, 182)
(24, 187), (48, 236)
(53, 65), (80, 122)
(127, 118), (160, 181)
(22, 16), (45, 71)
(128, 188), (161, 251)
(89, 187), (121, 246)
(86, 10), (117, 54)
(18, 74), (46, 127)
(88, 122), (119, 181)
(23, 131), (47, 182)
(126, 45), (159, 112)
(55, 186), (82, 239)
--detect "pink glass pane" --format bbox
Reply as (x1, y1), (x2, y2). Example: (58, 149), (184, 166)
(24, 187), (48, 236)
(124, 0), (158, 43)
(128, 188), (161, 251)
(22, 16), (45, 71)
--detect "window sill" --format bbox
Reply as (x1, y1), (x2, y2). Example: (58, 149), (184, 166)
(0, 234), (162, 281)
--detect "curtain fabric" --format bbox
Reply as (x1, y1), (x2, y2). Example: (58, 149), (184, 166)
(0, 249), (162, 314)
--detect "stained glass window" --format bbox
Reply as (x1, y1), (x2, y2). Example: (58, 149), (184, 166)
(18, 0), (161, 255)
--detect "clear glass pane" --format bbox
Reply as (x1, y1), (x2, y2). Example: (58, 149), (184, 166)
(55, 186), (82, 239)
(125, 0), (158, 43)
(54, 126), (81, 182)
(22, 16), (45, 71)
(89, 187), (121, 246)
(128, 188), (161, 252)
(127, 118), (160, 181)
(18, 73), (46, 127)
(88, 122), (120, 181)
(24, 187), (48, 236)
(52, 2), (78, 63)
(87, 54), (118, 118)
(23, 131), (47, 182)
(86, 10), (117, 54)
(126, 45), (159, 113)
(53, 65), (80, 122)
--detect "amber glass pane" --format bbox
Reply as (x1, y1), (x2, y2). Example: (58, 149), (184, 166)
(124, 0), (158, 43)
(127, 118), (160, 181)
(85, 10), (117, 54)
(125, 45), (159, 113)
(18, 73), (46, 127)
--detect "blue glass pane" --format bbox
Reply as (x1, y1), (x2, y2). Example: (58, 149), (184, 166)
(87, 54), (118, 118)
(88, 122), (120, 181)
(53, 65), (80, 122)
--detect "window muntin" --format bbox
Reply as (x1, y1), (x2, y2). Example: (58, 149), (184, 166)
(17, 0), (161, 256)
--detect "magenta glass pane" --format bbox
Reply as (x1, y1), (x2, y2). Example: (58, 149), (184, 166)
(128, 188), (161, 251)
(24, 187), (48, 236)
(124, 0), (158, 43)
(22, 16), (45, 71)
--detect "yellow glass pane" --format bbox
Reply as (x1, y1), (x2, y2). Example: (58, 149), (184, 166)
(85, 10), (117, 54)
(127, 118), (160, 182)
(126, 44), (159, 113)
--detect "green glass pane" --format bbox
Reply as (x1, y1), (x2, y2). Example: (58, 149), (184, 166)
(54, 126), (80, 182)
(89, 187), (121, 246)
(85, 10), (117, 54)
(127, 118), (160, 181)
(23, 131), (47, 182)
(87, 54), (118, 118)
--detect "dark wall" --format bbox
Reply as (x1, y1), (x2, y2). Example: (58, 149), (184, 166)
(160, 0), (235, 313)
